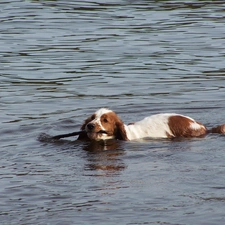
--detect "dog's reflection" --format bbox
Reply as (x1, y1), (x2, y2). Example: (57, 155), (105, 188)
(82, 139), (127, 175)
(38, 133), (127, 175)
(82, 139), (121, 151)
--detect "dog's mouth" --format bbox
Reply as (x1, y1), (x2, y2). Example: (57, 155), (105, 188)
(86, 130), (113, 141)
(87, 130), (108, 135)
(97, 130), (108, 134)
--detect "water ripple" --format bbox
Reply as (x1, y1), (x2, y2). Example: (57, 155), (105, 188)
(1, 1), (225, 224)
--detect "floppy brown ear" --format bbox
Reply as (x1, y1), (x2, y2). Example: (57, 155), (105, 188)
(115, 120), (128, 141)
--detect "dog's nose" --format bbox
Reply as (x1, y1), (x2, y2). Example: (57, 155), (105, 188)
(87, 123), (95, 130)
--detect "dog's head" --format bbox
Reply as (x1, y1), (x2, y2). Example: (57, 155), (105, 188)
(80, 108), (128, 141)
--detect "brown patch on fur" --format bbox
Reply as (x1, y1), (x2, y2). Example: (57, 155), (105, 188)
(168, 115), (207, 138)
(100, 112), (128, 140)
(115, 119), (128, 140)
(100, 112), (115, 134)
(210, 124), (225, 134)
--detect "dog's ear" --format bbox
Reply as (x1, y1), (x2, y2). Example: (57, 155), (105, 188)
(115, 120), (128, 141)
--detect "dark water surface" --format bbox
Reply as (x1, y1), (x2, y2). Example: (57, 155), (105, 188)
(1, 0), (225, 224)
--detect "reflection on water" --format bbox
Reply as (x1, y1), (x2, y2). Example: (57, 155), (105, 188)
(1, 0), (225, 224)
(82, 139), (123, 152)
(83, 140), (126, 175)
(39, 133), (126, 174)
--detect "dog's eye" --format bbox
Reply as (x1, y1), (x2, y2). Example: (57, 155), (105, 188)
(103, 118), (108, 123)
(91, 115), (95, 120)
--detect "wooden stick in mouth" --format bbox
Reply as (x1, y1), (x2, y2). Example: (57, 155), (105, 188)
(52, 131), (85, 140)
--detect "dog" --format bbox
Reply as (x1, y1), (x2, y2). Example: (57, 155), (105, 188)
(78, 108), (225, 141)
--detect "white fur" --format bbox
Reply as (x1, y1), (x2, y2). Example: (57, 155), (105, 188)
(124, 113), (177, 140)
(95, 108), (112, 117)
(189, 121), (204, 130)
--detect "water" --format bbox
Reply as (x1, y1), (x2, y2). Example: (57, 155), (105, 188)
(1, 0), (225, 224)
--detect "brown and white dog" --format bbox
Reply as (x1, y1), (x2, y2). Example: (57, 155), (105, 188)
(78, 108), (225, 141)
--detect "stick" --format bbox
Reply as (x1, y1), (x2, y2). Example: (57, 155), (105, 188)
(52, 131), (85, 139)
